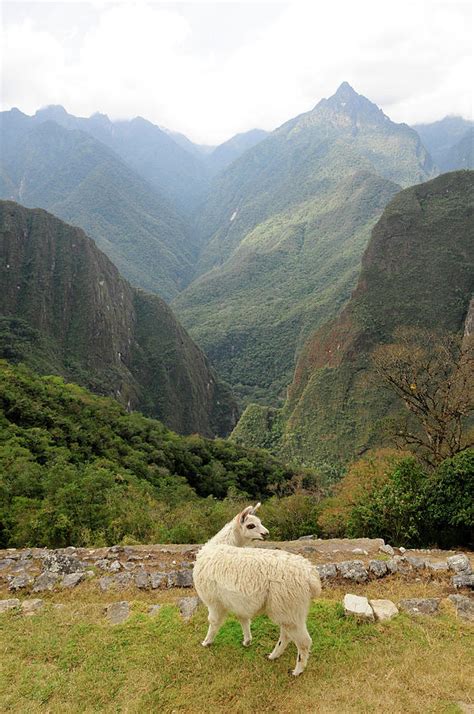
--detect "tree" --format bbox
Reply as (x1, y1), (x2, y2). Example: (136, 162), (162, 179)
(372, 328), (473, 467)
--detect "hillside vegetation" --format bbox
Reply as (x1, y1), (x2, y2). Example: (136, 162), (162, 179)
(0, 360), (308, 549)
(233, 171), (474, 465)
(0, 201), (237, 437)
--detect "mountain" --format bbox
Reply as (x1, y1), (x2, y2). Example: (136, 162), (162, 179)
(205, 129), (269, 175)
(32, 106), (209, 215)
(441, 128), (474, 171)
(0, 111), (193, 299)
(173, 83), (435, 404)
(232, 171), (474, 465)
(0, 200), (238, 437)
(413, 116), (474, 171)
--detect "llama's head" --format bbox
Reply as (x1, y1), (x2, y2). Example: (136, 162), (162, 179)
(236, 503), (269, 544)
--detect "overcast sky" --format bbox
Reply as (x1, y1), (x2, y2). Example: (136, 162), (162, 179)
(1, 0), (472, 144)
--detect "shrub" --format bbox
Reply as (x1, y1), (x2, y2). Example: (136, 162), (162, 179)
(424, 450), (474, 548)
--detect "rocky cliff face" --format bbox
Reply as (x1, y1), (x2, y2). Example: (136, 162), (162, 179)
(233, 171), (474, 464)
(0, 201), (237, 436)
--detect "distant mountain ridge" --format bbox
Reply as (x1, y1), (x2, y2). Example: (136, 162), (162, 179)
(0, 200), (237, 437)
(31, 105), (209, 215)
(413, 116), (474, 172)
(0, 112), (194, 299)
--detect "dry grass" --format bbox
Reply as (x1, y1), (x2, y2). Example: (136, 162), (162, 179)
(0, 579), (472, 714)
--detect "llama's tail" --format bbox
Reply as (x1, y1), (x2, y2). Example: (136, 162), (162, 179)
(310, 568), (322, 598)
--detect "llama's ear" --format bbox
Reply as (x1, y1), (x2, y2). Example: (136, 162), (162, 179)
(239, 506), (253, 523)
(252, 502), (261, 514)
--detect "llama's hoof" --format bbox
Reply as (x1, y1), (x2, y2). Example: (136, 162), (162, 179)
(243, 639), (252, 647)
(201, 640), (211, 647)
(268, 653), (277, 660)
(292, 667), (303, 677)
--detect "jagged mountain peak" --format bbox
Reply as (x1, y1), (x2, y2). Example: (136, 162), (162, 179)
(312, 82), (389, 126)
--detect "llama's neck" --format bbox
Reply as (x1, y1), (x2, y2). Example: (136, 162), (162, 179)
(203, 517), (244, 549)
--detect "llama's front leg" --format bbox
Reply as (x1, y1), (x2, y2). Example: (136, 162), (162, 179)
(238, 618), (252, 647)
(290, 625), (312, 676)
(202, 605), (226, 647)
(268, 627), (290, 660)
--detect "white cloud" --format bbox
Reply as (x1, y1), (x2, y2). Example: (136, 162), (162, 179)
(1, 0), (472, 143)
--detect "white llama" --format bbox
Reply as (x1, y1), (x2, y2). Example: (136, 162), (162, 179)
(193, 503), (321, 676)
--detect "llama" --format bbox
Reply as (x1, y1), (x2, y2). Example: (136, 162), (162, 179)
(193, 503), (321, 676)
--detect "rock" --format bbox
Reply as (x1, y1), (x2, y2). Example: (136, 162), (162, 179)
(33, 571), (59, 592)
(343, 594), (375, 622)
(22, 599), (44, 615)
(0, 558), (15, 570)
(61, 572), (85, 589)
(399, 598), (440, 615)
(85, 570), (95, 579)
(405, 556), (426, 570)
(135, 573), (150, 589)
(108, 546), (124, 556)
(150, 572), (168, 589)
(369, 599), (399, 622)
(316, 563), (337, 580)
(108, 560), (121, 573)
(8, 573), (33, 591)
(0, 598), (20, 613)
(336, 560), (369, 583)
(385, 558), (399, 574)
(148, 605), (162, 616)
(379, 544), (395, 556)
(447, 554), (472, 575)
(178, 596), (200, 621)
(302, 546), (318, 553)
(393, 556), (413, 575)
(452, 573), (474, 589)
(168, 570), (194, 588)
(352, 548), (368, 555)
(298, 535), (315, 540)
(425, 560), (448, 572)
(96, 559), (110, 571)
(98, 573), (133, 592)
(368, 560), (388, 578)
(448, 594), (474, 622)
(42, 553), (83, 575)
(399, 547), (406, 554)
(105, 601), (130, 625)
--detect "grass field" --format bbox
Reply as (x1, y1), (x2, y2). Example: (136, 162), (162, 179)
(1, 579), (473, 714)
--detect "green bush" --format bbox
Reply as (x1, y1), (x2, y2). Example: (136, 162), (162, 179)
(345, 451), (474, 548)
(423, 450), (474, 548)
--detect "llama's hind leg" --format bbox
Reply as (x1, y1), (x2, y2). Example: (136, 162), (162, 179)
(202, 604), (226, 647)
(238, 617), (252, 647)
(268, 627), (290, 660)
(288, 624), (312, 676)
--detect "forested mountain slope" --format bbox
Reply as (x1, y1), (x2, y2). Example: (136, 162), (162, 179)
(232, 171), (474, 465)
(174, 83), (434, 404)
(0, 201), (237, 436)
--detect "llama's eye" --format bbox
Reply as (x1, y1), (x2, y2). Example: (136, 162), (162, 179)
(246, 523), (256, 529)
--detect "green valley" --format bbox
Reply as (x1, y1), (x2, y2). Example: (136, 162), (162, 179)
(174, 83), (434, 404)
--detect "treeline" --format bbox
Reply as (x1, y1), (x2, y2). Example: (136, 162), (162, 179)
(0, 361), (317, 548)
